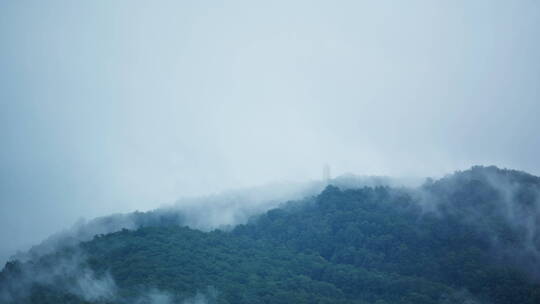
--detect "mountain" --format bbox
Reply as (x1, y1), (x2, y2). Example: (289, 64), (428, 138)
(1, 166), (540, 304)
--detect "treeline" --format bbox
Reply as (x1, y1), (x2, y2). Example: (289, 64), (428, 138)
(2, 166), (540, 303)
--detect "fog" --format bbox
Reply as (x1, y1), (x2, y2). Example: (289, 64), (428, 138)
(1, 1), (539, 264)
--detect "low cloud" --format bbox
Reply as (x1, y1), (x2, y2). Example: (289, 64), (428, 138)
(0, 250), (116, 303)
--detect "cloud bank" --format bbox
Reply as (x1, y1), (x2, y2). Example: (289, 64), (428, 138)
(1, 0), (539, 272)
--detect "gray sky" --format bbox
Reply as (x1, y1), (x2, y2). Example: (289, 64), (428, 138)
(1, 0), (539, 260)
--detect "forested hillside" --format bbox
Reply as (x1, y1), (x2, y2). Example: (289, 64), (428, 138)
(2, 166), (540, 304)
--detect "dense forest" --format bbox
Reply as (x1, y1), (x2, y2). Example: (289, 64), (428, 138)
(2, 166), (540, 303)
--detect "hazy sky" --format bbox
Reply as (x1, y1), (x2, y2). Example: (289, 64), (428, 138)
(1, 1), (539, 260)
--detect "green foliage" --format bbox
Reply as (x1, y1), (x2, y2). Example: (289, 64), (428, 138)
(2, 166), (540, 303)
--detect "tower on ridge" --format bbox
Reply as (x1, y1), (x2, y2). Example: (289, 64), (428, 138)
(323, 164), (331, 184)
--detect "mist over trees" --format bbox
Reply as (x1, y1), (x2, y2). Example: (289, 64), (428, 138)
(9, 175), (417, 265)
(2, 1), (539, 303)
(2, 166), (540, 303)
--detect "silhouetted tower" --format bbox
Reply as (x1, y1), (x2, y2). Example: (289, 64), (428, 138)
(323, 164), (331, 184)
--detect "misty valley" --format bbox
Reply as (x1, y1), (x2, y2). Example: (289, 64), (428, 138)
(2, 166), (540, 304)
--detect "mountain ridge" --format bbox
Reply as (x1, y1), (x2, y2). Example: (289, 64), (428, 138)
(2, 166), (540, 303)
